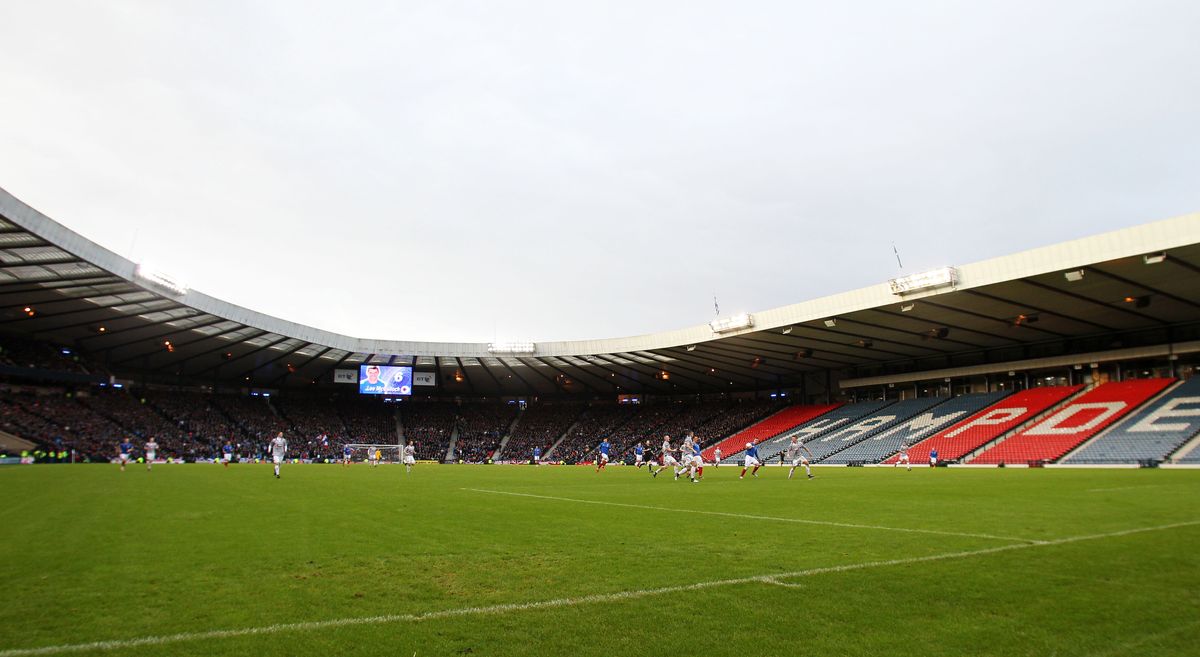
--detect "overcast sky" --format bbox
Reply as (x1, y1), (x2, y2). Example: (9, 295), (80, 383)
(1, 1), (1197, 343)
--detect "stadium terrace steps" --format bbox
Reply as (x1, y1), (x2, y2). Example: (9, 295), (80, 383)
(1174, 432), (1200, 463)
(805, 397), (950, 463)
(1062, 379), (1195, 464)
(491, 413), (523, 460)
(701, 403), (840, 462)
(971, 379), (1175, 465)
(544, 419), (580, 460)
(723, 400), (895, 464)
(887, 386), (1083, 464)
(825, 391), (1010, 464)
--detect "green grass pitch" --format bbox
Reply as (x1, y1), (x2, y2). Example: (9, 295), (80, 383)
(1, 463), (1198, 656)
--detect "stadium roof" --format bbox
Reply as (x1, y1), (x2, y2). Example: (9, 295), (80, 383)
(2, 186), (1200, 396)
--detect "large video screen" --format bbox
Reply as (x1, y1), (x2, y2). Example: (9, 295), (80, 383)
(358, 365), (413, 395)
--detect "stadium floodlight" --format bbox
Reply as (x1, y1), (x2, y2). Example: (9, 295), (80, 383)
(900, 303), (915, 312)
(1064, 270), (1085, 282)
(487, 342), (535, 354)
(823, 319), (837, 328)
(782, 326), (793, 334)
(1143, 252), (1166, 264)
(888, 266), (958, 295)
(134, 264), (189, 297)
(709, 313), (753, 334)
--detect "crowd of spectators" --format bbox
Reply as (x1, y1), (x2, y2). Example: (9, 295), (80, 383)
(553, 404), (641, 463)
(400, 402), (458, 460)
(500, 403), (585, 461)
(453, 403), (518, 463)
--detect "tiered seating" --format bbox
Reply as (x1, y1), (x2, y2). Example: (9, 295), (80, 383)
(1176, 445), (1200, 463)
(2, 391), (125, 459)
(702, 403), (839, 461)
(804, 397), (947, 462)
(400, 402), (458, 460)
(1066, 379), (1200, 464)
(553, 404), (641, 463)
(972, 379), (1174, 464)
(725, 400), (894, 463)
(337, 398), (397, 445)
(691, 399), (785, 448)
(825, 391), (1010, 464)
(454, 404), (518, 463)
(208, 395), (289, 456)
(888, 386), (1082, 464)
(500, 403), (585, 461)
(77, 389), (198, 457)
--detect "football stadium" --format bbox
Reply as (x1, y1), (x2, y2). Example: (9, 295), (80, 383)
(3, 4), (1200, 657)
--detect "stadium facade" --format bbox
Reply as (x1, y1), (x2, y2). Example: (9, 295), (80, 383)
(3, 186), (1199, 400)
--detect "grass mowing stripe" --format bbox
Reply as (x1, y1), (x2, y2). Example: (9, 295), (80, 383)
(463, 487), (1038, 543)
(4, 519), (1195, 657)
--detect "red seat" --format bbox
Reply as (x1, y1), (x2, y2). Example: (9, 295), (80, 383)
(972, 379), (1174, 464)
(702, 404), (840, 460)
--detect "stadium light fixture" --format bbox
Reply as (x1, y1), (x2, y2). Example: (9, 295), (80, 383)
(487, 342), (535, 354)
(134, 264), (189, 297)
(900, 303), (915, 312)
(709, 313), (754, 334)
(1064, 270), (1085, 282)
(823, 319), (837, 328)
(782, 326), (793, 334)
(1143, 252), (1166, 264)
(888, 267), (958, 295)
(686, 345), (697, 352)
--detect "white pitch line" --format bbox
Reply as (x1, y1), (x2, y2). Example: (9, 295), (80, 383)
(463, 488), (1037, 543)
(1, 520), (1196, 657)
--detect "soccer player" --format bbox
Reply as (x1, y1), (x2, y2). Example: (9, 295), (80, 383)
(371, 448), (381, 468)
(652, 435), (678, 478)
(222, 441), (234, 468)
(596, 438), (611, 472)
(342, 444), (353, 467)
(740, 441), (762, 479)
(403, 443), (415, 473)
(676, 434), (695, 480)
(895, 443), (911, 471)
(532, 446), (541, 466)
(713, 446), (722, 467)
(691, 437), (705, 480)
(117, 439), (133, 472)
(929, 448), (938, 468)
(269, 432), (287, 479)
(634, 442), (645, 468)
(144, 438), (159, 471)
(786, 436), (815, 480)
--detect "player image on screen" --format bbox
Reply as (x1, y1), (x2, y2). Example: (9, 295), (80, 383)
(358, 365), (413, 395)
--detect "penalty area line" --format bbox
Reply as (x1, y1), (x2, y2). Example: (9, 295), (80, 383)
(0, 521), (1196, 656)
(463, 487), (1037, 543)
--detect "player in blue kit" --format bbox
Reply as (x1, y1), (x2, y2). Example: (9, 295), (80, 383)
(740, 442), (762, 479)
(532, 446), (541, 466)
(691, 438), (705, 481)
(117, 439), (133, 472)
(634, 442), (646, 468)
(343, 444), (353, 467)
(930, 448), (939, 468)
(222, 442), (234, 468)
(595, 439), (611, 472)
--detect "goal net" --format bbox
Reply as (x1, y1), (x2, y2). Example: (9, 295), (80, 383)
(346, 444), (402, 463)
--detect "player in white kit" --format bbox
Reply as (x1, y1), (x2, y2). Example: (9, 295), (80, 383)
(269, 432), (288, 479)
(144, 438), (159, 471)
(895, 443), (911, 471)
(713, 446), (722, 467)
(652, 436), (678, 478)
(786, 436), (815, 480)
(403, 443), (416, 473)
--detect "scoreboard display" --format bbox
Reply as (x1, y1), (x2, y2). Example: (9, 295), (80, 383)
(358, 365), (413, 395)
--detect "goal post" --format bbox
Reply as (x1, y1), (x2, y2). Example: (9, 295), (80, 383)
(345, 444), (402, 463)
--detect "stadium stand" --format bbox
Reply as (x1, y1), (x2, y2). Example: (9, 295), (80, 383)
(803, 397), (948, 462)
(454, 403), (518, 462)
(499, 403), (585, 461)
(1, 390), (124, 459)
(336, 397), (398, 445)
(823, 391), (1010, 464)
(971, 379), (1175, 464)
(701, 403), (840, 461)
(724, 399), (895, 463)
(1065, 378), (1200, 464)
(553, 404), (641, 463)
(400, 402), (458, 461)
(886, 386), (1082, 464)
